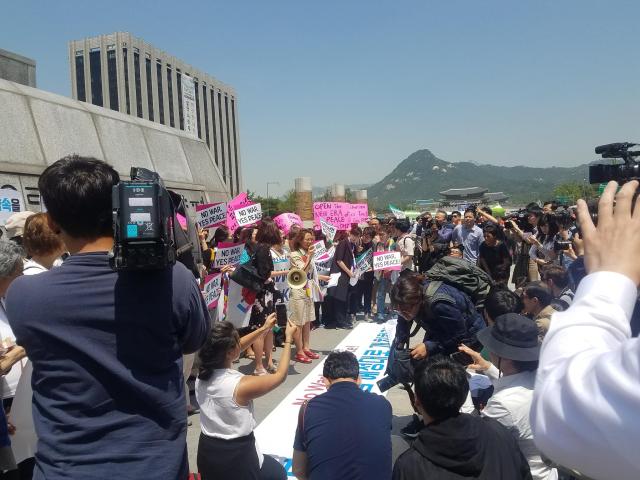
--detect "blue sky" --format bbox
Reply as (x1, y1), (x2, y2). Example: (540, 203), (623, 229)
(3, 1), (640, 196)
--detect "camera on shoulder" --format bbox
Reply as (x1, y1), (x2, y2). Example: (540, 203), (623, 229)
(110, 167), (202, 273)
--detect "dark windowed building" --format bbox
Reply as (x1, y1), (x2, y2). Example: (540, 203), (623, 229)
(68, 32), (242, 196)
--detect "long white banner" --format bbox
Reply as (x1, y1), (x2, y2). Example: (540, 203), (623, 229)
(254, 320), (397, 476)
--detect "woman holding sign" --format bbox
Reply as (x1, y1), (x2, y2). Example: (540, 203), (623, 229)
(289, 229), (319, 364)
(325, 226), (362, 329)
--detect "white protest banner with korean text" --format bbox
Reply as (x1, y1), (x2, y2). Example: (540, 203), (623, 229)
(234, 203), (263, 227)
(0, 189), (24, 225)
(202, 273), (223, 309)
(213, 242), (244, 268)
(373, 251), (401, 271)
(196, 202), (227, 229)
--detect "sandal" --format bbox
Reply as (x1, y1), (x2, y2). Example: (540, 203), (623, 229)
(253, 369), (268, 376)
(266, 365), (277, 374)
(294, 353), (312, 364)
(304, 350), (320, 360)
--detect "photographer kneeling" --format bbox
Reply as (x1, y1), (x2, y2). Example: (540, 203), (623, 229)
(388, 273), (485, 438)
(196, 315), (297, 480)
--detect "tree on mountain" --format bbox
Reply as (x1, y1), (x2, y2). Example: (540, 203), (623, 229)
(552, 182), (598, 203)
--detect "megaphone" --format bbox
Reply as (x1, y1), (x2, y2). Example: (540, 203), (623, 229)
(287, 268), (307, 289)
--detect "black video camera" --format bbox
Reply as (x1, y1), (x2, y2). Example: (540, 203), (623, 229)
(110, 167), (176, 271)
(589, 142), (640, 184)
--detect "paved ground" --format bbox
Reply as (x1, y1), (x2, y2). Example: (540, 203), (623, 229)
(185, 317), (420, 471)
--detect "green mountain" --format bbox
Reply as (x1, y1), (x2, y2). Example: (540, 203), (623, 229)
(367, 149), (589, 208)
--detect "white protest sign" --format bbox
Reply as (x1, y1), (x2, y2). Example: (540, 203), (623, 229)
(213, 242), (244, 268)
(0, 189), (24, 225)
(271, 251), (291, 304)
(354, 248), (373, 276)
(202, 273), (223, 309)
(373, 251), (401, 271)
(312, 240), (327, 260)
(196, 202), (227, 229)
(225, 279), (254, 328)
(320, 219), (337, 242)
(234, 203), (262, 227)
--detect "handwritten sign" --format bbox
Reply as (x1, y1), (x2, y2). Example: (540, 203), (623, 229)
(389, 204), (406, 219)
(373, 251), (401, 271)
(313, 202), (352, 230)
(274, 213), (303, 235)
(350, 203), (369, 224)
(203, 273), (223, 309)
(234, 203), (262, 227)
(196, 202), (227, 229)
(227, 192), (253, 232)
(320, 219), (338, 242)
(312, 240), (327, 260)
(213, 242), (244, 268)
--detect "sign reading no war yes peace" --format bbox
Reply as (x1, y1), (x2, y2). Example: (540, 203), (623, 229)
(196, 202), (227, 229)
(213, 242), (244, 268)
(373, 251), (401, 271)
(234, 203), (262, 227)
(202, 273), (223, 309)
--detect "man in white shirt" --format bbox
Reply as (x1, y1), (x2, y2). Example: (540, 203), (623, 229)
(531, 179), (640, 480)
(461, 313), (557, 480)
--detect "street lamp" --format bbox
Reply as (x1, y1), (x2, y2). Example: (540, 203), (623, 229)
(266, 181), (280, 217)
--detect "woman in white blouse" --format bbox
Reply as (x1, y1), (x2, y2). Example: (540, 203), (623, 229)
(196, 314), (297, 479)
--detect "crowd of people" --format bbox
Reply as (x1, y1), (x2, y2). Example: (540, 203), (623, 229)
(0, 154), (636, 479)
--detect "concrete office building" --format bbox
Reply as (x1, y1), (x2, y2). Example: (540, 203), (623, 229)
(0, 49), (36, 87)
(68, 32), (241, 196)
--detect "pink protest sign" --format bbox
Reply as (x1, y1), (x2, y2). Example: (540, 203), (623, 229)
(274, 213), (303, 234)
(349, 204), (369, 224)
(312, 202), (353, 230)
(373, 251), (401, 271)
(226, 192), (254, 233)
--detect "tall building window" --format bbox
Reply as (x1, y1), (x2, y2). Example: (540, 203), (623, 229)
(75, 54), (86, 102)
(194, 80), (201, 139)
(107, 48), (118, 110)
(123, 48), (131, 114)
(89, 49), (103, 107)
(145, 57), (154, 121)
(232, 99), (240, 194)
(225, 95), (233, 194)
(202, 85), (210, 147)
(156, 61), (164, 124)
(176, 69), (184, 130)
(133, 51), (142, 118)
(210, 89), (219, 166)
(167, 67), (175, 127)
(218, 92), (226, 181)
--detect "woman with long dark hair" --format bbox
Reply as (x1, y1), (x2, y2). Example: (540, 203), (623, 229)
(529, 213), (558, 270)
(196, 317), (296, 479)
(324, 226), (361, 329)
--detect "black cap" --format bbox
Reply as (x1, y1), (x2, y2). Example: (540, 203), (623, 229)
(477, 313), (540, 361)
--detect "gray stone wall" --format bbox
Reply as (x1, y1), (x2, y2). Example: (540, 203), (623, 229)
(0, 78), (229, 213)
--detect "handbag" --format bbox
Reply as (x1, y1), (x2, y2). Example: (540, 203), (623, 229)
(229, 253), (265, 294)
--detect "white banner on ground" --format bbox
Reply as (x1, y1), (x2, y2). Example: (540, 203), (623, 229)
(254, 321), (396, 474)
